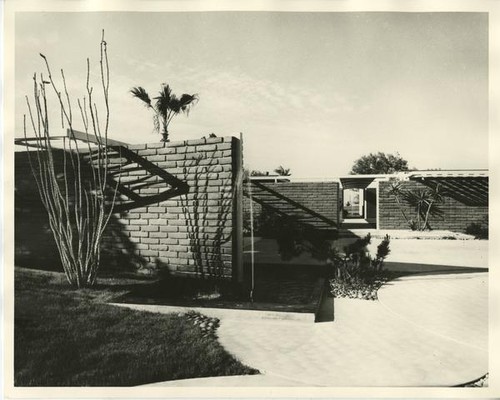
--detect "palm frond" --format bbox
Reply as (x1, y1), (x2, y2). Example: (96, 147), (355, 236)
(168, 97), (182, 113)
(387, 181), (404, 196)
(154, 85), (174, 117)
(130, 86), (152, 107)
(178, 93), (199, 115)
(159, 83), (173, 101)
(132, 83), (199, 140)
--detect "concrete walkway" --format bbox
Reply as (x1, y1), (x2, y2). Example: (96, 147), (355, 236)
(215, 272), (487, 387)
(142, 271), (487, 387)
(367, 239), (488, 270)
(243, 237), (488, 270)
(138, 238), (488, 387)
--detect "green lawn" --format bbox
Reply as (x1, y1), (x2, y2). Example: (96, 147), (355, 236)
(14, 268), (258, 386)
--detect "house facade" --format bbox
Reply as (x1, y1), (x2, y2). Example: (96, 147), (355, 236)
(248, 170), (488, 233)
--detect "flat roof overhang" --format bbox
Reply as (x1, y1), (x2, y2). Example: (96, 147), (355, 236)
(339, 176), (379, 189)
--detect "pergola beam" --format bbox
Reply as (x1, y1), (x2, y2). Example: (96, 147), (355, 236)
(66, 129), (129, 147)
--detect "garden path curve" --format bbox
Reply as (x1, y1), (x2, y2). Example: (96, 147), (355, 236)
(216, 271), (487, 387)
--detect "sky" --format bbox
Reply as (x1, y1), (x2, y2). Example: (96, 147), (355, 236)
(15, 12), (489, 177)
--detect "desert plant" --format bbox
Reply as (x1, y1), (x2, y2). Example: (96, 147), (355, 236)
(179, 152), (236, 279)
(387, 180), (444, 231)
(403, 188), (428, 230)
(328, 234), (391, 299)
(23, 31), (119, 288)
(131, 84), (198, 142)
(403, 183), (444, 231)
(387, 181), (411, 227)
(274, 165), (291, 176)
(372, 234), (391, 271)
(421, 183), (444, 230)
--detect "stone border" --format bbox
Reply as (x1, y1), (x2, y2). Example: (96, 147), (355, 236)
(109, 302), (316, 322)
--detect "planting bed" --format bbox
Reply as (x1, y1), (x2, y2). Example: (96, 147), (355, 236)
(118, 264), (327, 316)
(330, 270), (406, 301)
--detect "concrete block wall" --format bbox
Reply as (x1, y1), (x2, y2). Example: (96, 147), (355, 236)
(378, 178), (488, 231)
(15, 136), (243, 279)
(244, 181), (340, 231)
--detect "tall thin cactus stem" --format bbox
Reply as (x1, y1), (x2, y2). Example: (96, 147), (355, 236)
(23, 31), (119, 288)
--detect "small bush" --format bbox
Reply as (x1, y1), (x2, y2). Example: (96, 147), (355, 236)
(373, 234), (391, 271)
(465, 219), (488, 239)
(328, 234), (392, 300)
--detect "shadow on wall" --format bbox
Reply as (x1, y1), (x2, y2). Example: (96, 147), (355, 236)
(14, 149), (147, 274)
(15, 189), (62, 271)
(179, 152), (234, 280)
(105, 145), (188, 213)
(99, 217), (147, 274)
(243, 181), (339, 262)
(248, 181), (338, 230)
(380, 176), (489, 232)
(413, 177), (488, 231)
(15, 138), (240, 280)
(417, 177), (488, 207)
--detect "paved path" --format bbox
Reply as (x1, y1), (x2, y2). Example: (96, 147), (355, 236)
(215, 272), (487, 387)
(367, 239), (488, 269)
(244, 237), (488, 270)
(142, 271), (487, 387)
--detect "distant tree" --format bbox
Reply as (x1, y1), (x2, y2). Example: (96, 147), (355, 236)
(274, 166), (291, 176)
(250, 170), (269, 176)
(350, 152), (409, 175)
(131, 84), (198, 142)
(245, 167), (292, 178)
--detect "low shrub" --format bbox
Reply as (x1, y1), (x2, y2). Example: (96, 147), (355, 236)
(465, 219), (488, 239)
(328, 234), (392, 300)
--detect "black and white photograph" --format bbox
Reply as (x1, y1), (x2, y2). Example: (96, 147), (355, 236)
(2, 0), (499, 397)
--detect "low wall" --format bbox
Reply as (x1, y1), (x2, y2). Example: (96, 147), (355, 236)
(244, 181), (340, 232)
(15, 136), (243, 279)
(378, 178), (488, 232)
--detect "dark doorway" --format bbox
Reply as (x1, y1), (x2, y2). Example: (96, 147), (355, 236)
(366, 188), (377, 224)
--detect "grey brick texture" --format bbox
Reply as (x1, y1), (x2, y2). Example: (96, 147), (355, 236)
(15, 136), (242, 279)
(378, 178), (488, 231)
(244, 181), (340, 230)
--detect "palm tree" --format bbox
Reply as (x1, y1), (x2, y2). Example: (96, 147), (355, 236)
(131, 84), (198, 142)
(421, 183), (444, 230)
(387, 181), (410, 225)
(403, 189), (429, 230)
(403, 185), (443, 231)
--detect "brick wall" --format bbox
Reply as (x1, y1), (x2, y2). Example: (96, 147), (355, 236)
(15, 136), (243, 279)
(378, 178), (488, 231)
(244, 181), (340, 232)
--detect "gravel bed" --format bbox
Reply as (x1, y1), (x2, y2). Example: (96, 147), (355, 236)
(330, 271), (401, 301)
(183, 311), (221, 338)
(330, 280), (384, 300)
